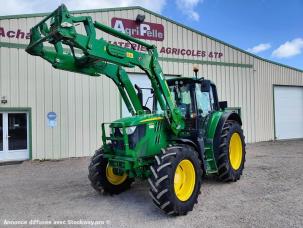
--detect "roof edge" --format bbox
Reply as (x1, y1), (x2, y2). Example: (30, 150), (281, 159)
(0, 6), (142, 20)
(0, 5), (302, 73)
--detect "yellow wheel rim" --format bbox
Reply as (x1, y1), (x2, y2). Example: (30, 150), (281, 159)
(174, 159), (196, 201)
(106, 165), (127, 185)
(229, 133), (243, 170)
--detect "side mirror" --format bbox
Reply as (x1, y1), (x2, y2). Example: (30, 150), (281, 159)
(219, 101), (228, 110)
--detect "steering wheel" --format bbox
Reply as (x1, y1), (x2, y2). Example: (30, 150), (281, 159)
(142, 106), (151, 114)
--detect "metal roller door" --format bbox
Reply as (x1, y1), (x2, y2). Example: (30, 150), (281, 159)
(274, 86), (303, 140)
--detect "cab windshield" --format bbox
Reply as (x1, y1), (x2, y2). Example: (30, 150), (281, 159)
(154, 81), (216, 118)
(169, 84), (194, 119)
(155, 83), (195, 119)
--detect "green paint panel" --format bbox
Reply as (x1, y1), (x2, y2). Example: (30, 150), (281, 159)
(159, 57), (253, 68)
(204, 111), (224, 173)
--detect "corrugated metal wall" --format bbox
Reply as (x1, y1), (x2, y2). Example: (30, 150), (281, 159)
(0, 46), (120, 159)
(0, 7), (302, 159)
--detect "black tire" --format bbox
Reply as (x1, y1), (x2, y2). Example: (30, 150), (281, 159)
(215, 120), (246, 182)
(88, 147), (134, 194)
(148, 145), (202, 216)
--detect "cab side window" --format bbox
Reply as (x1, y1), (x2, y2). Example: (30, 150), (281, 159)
(195, 84), (212, 117)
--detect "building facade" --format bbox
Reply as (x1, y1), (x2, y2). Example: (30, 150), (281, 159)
(0, 6), (302, 161)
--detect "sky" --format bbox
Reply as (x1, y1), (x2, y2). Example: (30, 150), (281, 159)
(0, 0), (302, 70)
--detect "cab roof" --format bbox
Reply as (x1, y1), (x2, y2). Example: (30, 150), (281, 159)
(166, 77), (214, 85)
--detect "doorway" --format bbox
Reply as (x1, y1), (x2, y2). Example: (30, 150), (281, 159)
(274, 86), (303, 139)
(0, 112), (29, 162)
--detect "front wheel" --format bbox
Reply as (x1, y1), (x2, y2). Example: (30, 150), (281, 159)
(148, 145), (202, 216)
(88, 148), (134, 194)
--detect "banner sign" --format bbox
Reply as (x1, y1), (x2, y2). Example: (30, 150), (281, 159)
(108, 40), (224, 59)
(110, 18), (223, 59)
(111, 18), (164, 41)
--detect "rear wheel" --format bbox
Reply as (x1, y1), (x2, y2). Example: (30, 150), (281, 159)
(148, 145), (202, 215)
(88, 148), (134, 194)
(215, 120), (246, 182)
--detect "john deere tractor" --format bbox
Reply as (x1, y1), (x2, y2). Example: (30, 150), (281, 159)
(26, 5), (246, 215)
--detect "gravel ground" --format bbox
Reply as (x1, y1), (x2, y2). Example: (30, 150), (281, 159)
(0, 140), (303, 228)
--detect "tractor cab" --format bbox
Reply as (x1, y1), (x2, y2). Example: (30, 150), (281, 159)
(155, 77), (227, 137)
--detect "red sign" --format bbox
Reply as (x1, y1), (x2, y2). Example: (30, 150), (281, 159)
(111, 18), (164, 41)
(0, 27), (30, 39)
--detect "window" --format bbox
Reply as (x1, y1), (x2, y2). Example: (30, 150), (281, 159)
(169, 84), (194, 118)
(0, 113), (2, 151)
(195, 84), (212, 117)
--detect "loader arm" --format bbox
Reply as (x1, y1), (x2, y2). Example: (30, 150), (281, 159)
(26, 4), (184, 134)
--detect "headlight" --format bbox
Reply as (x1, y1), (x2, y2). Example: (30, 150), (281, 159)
(119, 126), (136, 135)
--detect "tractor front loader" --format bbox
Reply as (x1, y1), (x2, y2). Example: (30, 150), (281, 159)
(26, 5), (246, 216)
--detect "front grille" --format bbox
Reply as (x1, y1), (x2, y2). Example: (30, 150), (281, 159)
(128, 125), (146, 149)
(111, 139), (125, 150)
(111, 125), (146, 150)
(112, 128), (125, 150)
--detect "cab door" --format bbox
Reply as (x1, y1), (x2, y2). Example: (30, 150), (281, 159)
(195, 83), (216, 118)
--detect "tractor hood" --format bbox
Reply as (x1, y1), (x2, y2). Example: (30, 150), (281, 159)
(110, 114), (164, 128)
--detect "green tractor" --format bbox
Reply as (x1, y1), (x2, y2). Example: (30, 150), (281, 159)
(26, 5), (246, 216)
